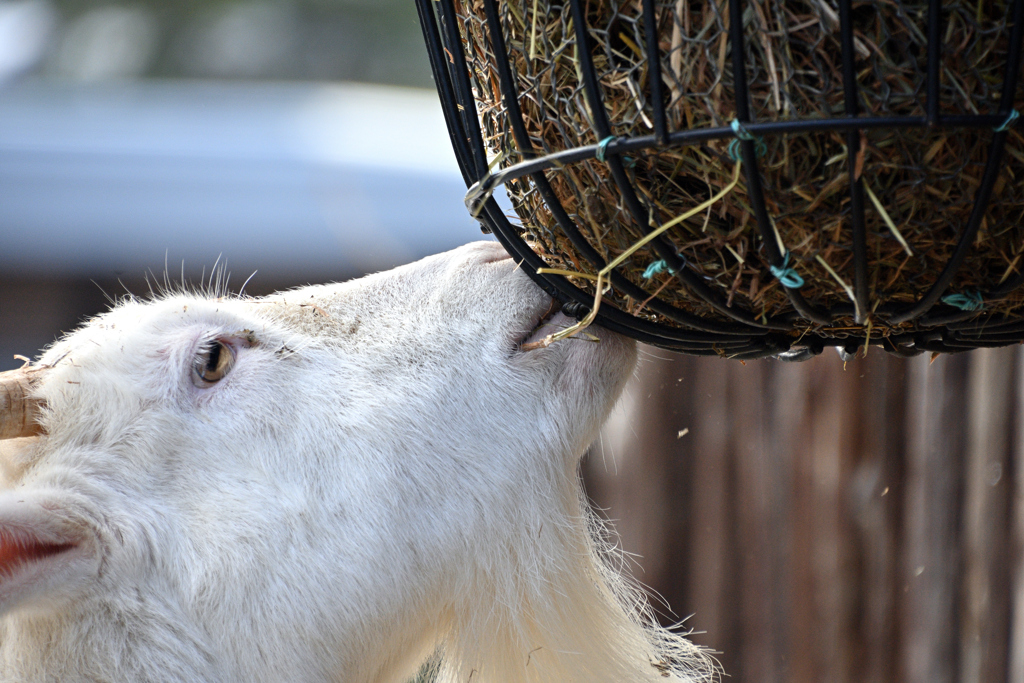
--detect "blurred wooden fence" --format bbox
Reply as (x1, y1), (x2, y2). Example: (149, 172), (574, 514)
(584, 346), (1024, 683)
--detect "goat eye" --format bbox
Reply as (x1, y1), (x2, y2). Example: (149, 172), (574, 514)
(192, 340), (235, 387)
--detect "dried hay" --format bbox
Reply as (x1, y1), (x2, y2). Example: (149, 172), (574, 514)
(456, 0), (1024, 339)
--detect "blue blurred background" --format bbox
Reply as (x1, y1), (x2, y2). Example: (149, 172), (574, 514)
(0, 0), (485, 369)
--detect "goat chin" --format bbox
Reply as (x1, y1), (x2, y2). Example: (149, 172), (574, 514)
(0, 241), (716, 683)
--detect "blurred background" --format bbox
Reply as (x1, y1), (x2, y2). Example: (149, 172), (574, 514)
(0, 0), (480, 366)
(1, 2), (1022, 682)
(589, 346), (1024, 683)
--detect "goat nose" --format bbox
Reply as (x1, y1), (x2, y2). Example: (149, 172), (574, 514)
(470, 241), (513, 264)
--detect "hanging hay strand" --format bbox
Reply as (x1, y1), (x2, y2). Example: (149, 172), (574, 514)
(453, 0), (1024, 343)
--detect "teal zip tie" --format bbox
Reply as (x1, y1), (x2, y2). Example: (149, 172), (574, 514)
(643, 260), (671, 279)
(643, 253), (689, 279)
(596, 136), (617, 162)
(995, 109), (1020, 133)
(941, 290), (984, 311)
(728, 119), (767, 161)
(731, 119), (755, 140)
(769, 252), (804, 289)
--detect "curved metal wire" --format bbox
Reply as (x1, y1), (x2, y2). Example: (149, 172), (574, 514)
(418, 0), (1024, 359)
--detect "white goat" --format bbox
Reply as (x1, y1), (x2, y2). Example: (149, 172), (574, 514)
(0, 242), (714, 683)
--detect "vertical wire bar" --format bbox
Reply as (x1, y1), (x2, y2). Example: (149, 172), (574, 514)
(988, 1), (1024, 297)
(839, 0), (869, 323)
(437, 0), (488, 179)
(569, 0), (790, 330)
(642, 0), (670, 145)
(728, 0), (831, 324)
(480, 0), (751, 335)
(997, 0), (1024, 126)
(926, 0), (942, 125)
(728, 0), (751, 121)
(890, 0), (1024, 323)
(415, 0), (475, 185)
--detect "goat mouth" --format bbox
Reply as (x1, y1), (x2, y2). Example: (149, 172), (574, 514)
(0, 536), (78, 578)
(518, 300), (572, 351)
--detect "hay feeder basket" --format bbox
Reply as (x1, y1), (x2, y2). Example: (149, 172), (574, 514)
(417, 0), (1024, 360)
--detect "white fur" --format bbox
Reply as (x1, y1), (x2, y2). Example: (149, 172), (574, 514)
(0, 242), (714, 682)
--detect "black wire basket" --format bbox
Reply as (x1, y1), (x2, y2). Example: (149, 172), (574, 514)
(417, 0), (1024, 360)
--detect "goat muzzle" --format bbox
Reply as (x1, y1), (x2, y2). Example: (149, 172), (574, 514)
(0, 368), (45, 439)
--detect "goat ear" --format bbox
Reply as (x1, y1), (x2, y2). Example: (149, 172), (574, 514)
(0, 494), (95, 613)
